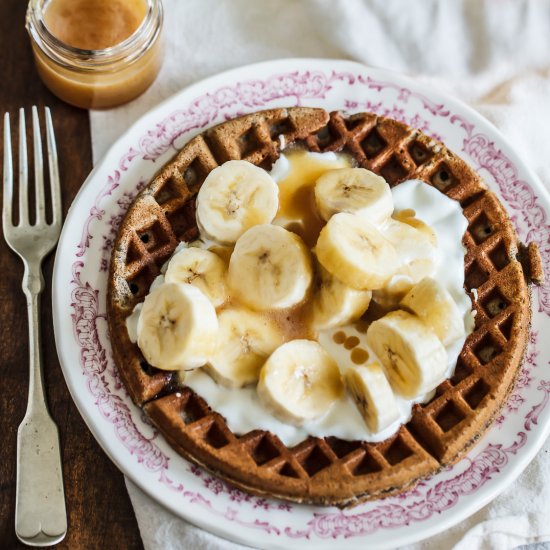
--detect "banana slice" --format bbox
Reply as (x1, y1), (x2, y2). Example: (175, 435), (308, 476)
(381, 218), (438, 284)
(196, 160), (279, 244)
(372, 275), (414, 310)
(207, 243), (233, 265)
(188, 238), (234, 265)
(314, 168), (393, 224)
(394, 209), (437, 247)
(372, 216), (438, 308)
(315, 212), (399, 290)
(310, 260), (372, 330)
(345, 363), (400, 432)
(164, 247), (228, 307)
(257, 340), (344, 425)
(228, 224), (313, 310)
(400, 277), (465, 346)
(366, 310), (447, 398)
(205, 308), (284, 388)
(137, 282), (218, 371)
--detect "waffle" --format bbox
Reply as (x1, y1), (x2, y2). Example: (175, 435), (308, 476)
(107, 107), (543, 507)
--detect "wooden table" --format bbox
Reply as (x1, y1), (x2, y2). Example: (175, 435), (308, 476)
(0, 1), (143, 547)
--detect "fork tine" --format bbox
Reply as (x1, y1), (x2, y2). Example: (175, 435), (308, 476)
(18, 108), (29, 225)
(45, 108), (61, 226)
(32, 106), (46, 225)
(3, 113), (13, 228)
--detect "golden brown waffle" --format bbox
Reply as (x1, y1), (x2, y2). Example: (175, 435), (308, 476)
(107, 107), (543, 507)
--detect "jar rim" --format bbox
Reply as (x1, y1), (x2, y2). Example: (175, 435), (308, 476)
(26, 0), (163, 71)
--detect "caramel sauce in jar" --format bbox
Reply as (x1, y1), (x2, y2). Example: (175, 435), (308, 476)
(44, 0), (148, 50)
(26, 0), (163, 109)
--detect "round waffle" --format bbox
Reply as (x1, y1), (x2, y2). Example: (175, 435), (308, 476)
(107, 107), (543, 507)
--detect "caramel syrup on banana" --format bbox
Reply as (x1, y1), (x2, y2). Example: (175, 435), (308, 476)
(216, 150), (353, 344)
(274, 150), (351, 248)
(218, 151), (416, 364)
(271, 149), (382, 355)
(216, 151), (398, 361)
(217, 297), (315, 342)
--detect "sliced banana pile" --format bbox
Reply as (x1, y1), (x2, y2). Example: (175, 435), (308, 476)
(133, 157), (467, 434)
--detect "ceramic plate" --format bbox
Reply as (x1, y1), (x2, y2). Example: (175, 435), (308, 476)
(52, 59), (550, 549)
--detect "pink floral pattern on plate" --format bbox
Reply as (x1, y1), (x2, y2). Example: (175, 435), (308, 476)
(55, 61), (550, 548)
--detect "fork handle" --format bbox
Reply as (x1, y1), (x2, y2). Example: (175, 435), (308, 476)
(15, 261), (67, 545)
(22, 261), (49, 415)
(21, 260), (47, 413)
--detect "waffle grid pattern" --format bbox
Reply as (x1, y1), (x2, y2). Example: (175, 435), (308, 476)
(108, 107), (539, 506)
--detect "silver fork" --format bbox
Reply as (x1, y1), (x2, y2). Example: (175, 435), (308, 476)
(3, 107), (67, 546)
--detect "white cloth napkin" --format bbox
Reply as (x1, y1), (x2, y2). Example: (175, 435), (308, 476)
(90, 1), (550, 548)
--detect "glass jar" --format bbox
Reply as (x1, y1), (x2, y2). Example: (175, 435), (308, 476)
(26, 0), (164, 109)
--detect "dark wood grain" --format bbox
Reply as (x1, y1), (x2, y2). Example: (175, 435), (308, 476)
(0, 1), (143, 548)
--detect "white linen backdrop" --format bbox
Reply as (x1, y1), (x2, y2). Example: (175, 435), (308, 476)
(90, 1), (550, 548)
